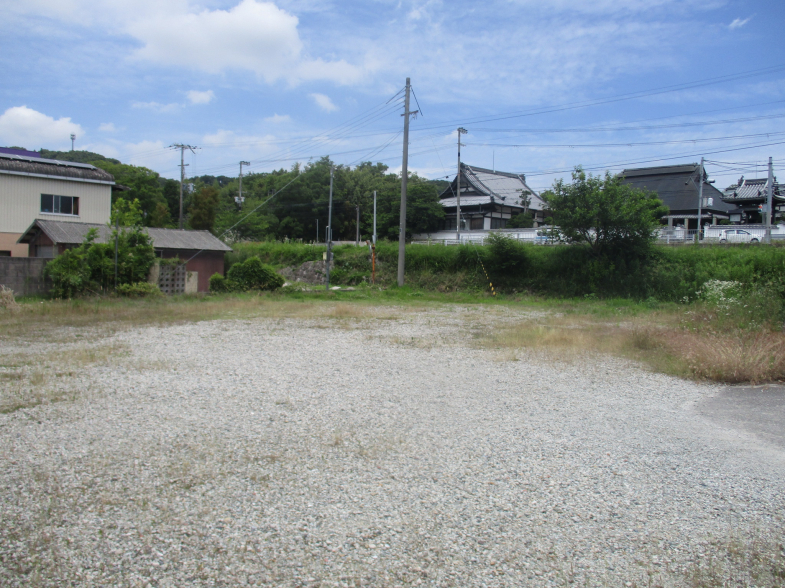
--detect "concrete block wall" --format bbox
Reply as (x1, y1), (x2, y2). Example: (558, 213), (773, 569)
(0, 258), (51, 297)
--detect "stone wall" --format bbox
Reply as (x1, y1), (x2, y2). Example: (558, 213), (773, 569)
(0, 257), (51, 297)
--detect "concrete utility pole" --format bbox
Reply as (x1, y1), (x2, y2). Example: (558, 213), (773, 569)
(456, 127), (468, 240)
(397, 77), (418, 287)
(696, 157), (705, 242)
(170, 144), (199, 229)
(326, 166), (334, 290)
(373, 190), (377, 245)
(237, 161), (250, 206)
(355, 205), (360, 246)
(766, 156), (774, 243)
(70, 134), (76, 151)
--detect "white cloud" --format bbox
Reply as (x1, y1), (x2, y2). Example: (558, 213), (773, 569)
(98, 122), (116, 132)
(187, 90), (215, 105)
(309, 93), (338, 112)
(264, 114), (291, 124)
(0, 105), (83, 149)
(128, 0), (363, 85)
(729, 16), (752, 30)
(132, 101), (181, 113)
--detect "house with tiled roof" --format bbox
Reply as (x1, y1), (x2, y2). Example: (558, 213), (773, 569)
(722, 176), (785, 224)
(619, 164), (734, 230)
(435, 163), (545, 231)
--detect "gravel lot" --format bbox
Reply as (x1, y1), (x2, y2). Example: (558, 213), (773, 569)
(1, 306), (784, 587)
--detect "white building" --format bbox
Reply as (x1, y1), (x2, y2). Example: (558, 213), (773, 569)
(0, 152), (114, 256)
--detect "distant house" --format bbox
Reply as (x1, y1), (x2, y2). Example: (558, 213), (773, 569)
(436, 163), (546, 231)
(721, 176), (785, 224)
(0, 152), (114, 257)
(17, 219), (232, 293)
(620, 164), (734, 230)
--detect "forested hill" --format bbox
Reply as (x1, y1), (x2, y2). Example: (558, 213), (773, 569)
(17, 148), (448, 241)
(39, 149), (121, 165)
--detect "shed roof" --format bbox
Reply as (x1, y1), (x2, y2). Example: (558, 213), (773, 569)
(619, 163), (734, 215)
(0, 153), (114, 184)
(439, 163), (545, 210)
(17, 220), (232, 252)
(722, 176), (785, 202)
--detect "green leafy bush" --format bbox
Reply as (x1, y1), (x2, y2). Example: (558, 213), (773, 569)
(209, 273), (230, 293)
(116, 282), (162, 298)
(45, 228), (156, 298)
(210, 257), (284, 293)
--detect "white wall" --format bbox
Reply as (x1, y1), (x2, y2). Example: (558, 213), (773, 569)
(0, 174), (112, 233)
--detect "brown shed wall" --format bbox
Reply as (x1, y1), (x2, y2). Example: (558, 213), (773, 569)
(158, 249), (225, 292)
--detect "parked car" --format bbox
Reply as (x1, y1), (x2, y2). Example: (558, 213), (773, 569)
(719, 229), (759, 243)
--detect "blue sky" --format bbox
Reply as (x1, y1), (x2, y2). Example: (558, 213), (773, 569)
(1, 0), (784, 192)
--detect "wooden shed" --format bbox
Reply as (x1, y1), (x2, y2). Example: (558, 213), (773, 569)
(17, 219), (232, 293)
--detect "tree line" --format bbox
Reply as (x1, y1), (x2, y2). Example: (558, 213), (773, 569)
(34, 150), (446, 242)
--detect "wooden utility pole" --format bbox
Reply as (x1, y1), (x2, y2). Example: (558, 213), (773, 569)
(397, 78), (418, 287)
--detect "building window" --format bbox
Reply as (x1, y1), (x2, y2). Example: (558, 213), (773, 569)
(470, 218), (484, 230)
(41, 194), (79, 216)
(490, 218), (507, 229)
(0, 251), (11, 257)
(35, 245), (56, 258)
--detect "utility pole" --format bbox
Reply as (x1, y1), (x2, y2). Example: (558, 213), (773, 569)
(456, 127), (468, 240)
(70, 134), (76, 151)
(696, 157), (704, 243)
(316, 219), (319, 243)
(372, 190), (377, 285)
(237, 161), (250, 206)
(397, 78), (418, 287)
(326, 166), (334, 290)
(766, 156), (774, 243)
(355, 205), (360, 246)
(170, 144), (199, 229)
(373, 190), (377, 245)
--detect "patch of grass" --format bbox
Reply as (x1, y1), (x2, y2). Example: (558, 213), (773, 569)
(685, 533), (785, 588)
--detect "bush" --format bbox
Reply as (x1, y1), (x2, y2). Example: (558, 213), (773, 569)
(210, 257), (284, 293)
(45, 228), (156, 298)
(116, 282), (162, 298)
(209, 273), (229, 293)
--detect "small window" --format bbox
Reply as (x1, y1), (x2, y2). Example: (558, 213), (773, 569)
(0, 250), (11, 257)
(41, 194), (79, 216)
(490, 218), (507, 229)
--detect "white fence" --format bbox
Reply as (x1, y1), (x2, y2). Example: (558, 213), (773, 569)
(412, 225), (785, 246)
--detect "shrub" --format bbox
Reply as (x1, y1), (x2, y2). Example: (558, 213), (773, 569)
(0, 285), (19, 311)
(209, 273), (229, 293)
(227, 256), (285, 291)
(210, 257), (284, 293)
(116, 282), (162, 298)
(45, 228), (156, 298)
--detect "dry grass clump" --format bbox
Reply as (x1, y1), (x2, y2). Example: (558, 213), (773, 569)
(0, 285), (19, 312)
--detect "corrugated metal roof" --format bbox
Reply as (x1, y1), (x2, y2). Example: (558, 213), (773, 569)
(439, 163), (545, 210)
(722, 177), (785, 201)
(18, 220), (232, 251)
(0, 153), (114, 183)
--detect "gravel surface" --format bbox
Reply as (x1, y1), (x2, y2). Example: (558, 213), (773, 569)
(1, 306), (784, 587)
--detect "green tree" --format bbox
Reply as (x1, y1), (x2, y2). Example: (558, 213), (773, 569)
(92, 161), (170, 227)
(506, 212), (534, 229)
(110, 198), (144, 226)
(189, 185), (220, 231)
(543, 167), (666, 257)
